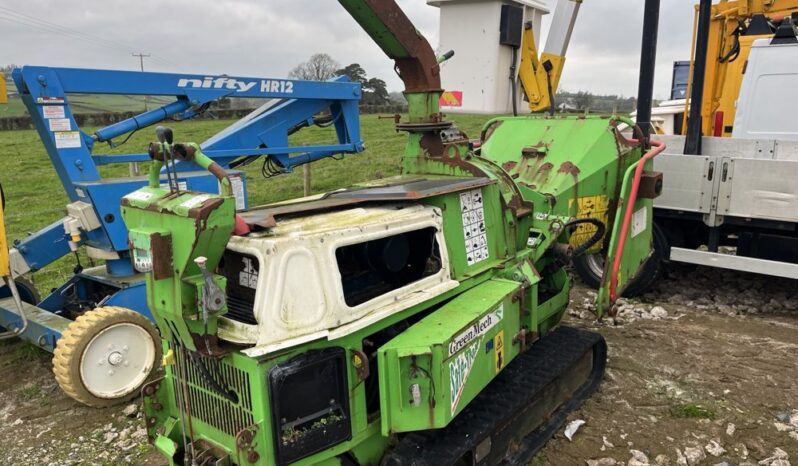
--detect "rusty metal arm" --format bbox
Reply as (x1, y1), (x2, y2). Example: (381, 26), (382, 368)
(337, 0), (442, 93)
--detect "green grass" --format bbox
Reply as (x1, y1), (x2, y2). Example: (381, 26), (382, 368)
(0, 95), (172, 118)
(670, 402), (716, 419)
(0, 113), (490, 292)
(16, 382), (43, 401)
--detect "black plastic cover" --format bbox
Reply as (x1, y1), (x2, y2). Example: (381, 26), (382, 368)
(269, 347), (351, 465)
(499, 4), (524, 48)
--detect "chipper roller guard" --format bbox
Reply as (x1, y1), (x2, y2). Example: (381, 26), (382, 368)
(120, 1), (665, 464)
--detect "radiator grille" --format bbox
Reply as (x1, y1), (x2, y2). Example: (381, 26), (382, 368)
(225, 294), (257, 325)
(173, 346), (255, 437)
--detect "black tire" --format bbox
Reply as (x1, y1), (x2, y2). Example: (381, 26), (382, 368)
(0, 276), (41, 304)
(572, 222), (667, 297)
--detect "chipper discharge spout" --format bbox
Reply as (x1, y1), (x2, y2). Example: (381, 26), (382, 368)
(123, 2), (665, 465)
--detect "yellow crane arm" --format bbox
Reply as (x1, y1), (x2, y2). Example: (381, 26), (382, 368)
(517, 0), (581, 113)
(518, 27), (566, 112)
(0, 75), (7, 105)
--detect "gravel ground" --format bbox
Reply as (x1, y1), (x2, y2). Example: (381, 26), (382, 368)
(1, 264), (796, 466)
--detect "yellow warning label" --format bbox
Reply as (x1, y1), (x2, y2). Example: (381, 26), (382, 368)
(568, 195), (610, 253)
(494, 331), (505, 371)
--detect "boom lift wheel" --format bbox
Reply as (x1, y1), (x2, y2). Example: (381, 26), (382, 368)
(53, 306), (161, 407)
(572, 222), (667, 297)
(0, 276), (40, 305)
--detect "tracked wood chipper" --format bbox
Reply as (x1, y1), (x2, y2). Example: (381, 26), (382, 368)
(120, 1), (665, 464)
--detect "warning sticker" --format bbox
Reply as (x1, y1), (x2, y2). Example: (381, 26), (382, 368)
(48, 118), (71, 132)
(180, 194), (211, 208)
(160, 181), (188, 191)
(54, 131), (81, 149)
(494, 330), (505, 371)
(43, 106), (66, 119)
(439, 90), (463, 107)
(239, 256), (259, 289)
(226, 174), (246, 210)
(36, 97), (65, 105)
(125, 191), (153, 202)
(568, 195), (610, 253)
(632, 207), (647, 238)
(460, 189), (488, 266)
(449, 338), (480, 415)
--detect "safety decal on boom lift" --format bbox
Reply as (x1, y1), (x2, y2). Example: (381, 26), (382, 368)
(460, 188), (488, 266)
(54, 131), (81, 149)
(42, 106), (66, 119)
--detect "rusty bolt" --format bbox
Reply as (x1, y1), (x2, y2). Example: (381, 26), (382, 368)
(239, 430), (254, 446)
(148, 417), (157, 427)
(152, 402), (163, 412)
(247, 450), (260, 463)
(143, 385), (156, 396)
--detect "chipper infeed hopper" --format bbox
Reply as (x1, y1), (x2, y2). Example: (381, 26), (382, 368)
(120, 0), (665, 464)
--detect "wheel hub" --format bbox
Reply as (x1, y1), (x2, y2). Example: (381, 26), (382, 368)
(79, 323), (156, 399)
(108, 351), (124, 366)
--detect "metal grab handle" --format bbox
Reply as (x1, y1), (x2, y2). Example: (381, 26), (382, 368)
(608, 138), (667, 303)
(0, 277), (28, 340)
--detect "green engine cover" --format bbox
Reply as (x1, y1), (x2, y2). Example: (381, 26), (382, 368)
(121, 185), (235, 351)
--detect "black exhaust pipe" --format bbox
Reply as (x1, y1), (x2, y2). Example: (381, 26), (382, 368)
(684, 0), (712, 155)
(636, 0), (660, 143)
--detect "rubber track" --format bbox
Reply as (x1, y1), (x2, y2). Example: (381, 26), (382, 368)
(383, 326), (607, 466)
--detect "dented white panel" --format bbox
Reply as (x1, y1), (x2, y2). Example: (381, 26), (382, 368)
(217, 204), (458, 356)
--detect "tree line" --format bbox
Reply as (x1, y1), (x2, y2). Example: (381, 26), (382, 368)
(288, 53), (390, 106)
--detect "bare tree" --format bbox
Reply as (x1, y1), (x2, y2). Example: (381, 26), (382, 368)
(288, 53), (340, 81)
(573, 91), (594, 111)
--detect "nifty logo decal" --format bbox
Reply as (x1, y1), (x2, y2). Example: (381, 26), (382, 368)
(177, 77), (294, 94)
(449, 339), (481, 415)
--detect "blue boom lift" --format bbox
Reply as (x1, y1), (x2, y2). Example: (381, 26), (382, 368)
(0, 66), (362, 406)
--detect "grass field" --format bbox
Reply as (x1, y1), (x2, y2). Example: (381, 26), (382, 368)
(0, 95), (176, 118)
(0, 113), (490, 293)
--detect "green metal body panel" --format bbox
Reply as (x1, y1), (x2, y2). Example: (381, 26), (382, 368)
(121, 184), (235, 351)
(378, 278), (520, 433)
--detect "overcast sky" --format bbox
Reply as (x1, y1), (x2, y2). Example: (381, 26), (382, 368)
(0, 0), (695, 99)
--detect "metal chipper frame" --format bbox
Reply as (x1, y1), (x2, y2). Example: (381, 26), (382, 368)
(120, 0), (666, 465)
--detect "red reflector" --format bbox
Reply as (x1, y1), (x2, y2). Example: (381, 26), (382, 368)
(234, 214), (251, 236)
(713, 111), (724, 137)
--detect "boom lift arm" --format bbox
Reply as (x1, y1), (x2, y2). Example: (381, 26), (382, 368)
(696, 0), (798, 136)
(518, 0), (582, 112)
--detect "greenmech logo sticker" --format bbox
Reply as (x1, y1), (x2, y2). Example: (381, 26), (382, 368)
(449, 339), (481, 415)
(448, 305), (503, 357)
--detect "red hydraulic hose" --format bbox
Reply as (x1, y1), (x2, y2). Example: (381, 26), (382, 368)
(609, 138), (666, 302)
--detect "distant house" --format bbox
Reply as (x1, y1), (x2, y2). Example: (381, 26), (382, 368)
(557, 101), (577, 112)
